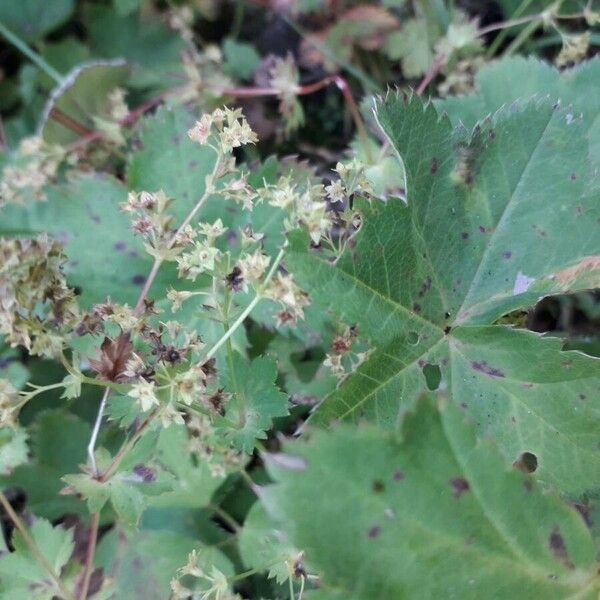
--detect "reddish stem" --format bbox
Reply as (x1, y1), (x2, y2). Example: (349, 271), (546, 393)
(416, 54), (448, 96)
(78, 513), (99, 600)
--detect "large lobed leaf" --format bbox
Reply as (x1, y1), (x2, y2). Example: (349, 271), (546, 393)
(265, 398), (599, 599)
(436, 56), (600, 133)
(286, 92), (600, 494)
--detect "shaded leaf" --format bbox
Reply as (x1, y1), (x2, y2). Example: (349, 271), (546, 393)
(40, 61), (130, 145)
(0, 518), (74, 599)
(265, 397), (598, 599)
(0, 0), (74, 43)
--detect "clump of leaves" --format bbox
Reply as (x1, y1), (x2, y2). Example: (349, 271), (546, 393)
(0, 45), (599, 600)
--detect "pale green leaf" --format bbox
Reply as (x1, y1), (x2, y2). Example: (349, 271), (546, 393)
(0, 427), (28, 475)
(223, 38), (261, 80)
(127, 105), (217, 222)
(239, 502), (299, 584)
(0, 518), (74, 599)
(265, 398), (598, 599)
(220, 354), (289, 452)
(436, 56), (600, 132)
(40, 61), (130, 145)
(148, 425), (223, 508)
(287, 93), (600, 494)
(0, 175), (172, 306)
(0, 0), (74, 42)
(384, 19), (434, 78)
(0, 410), (91, 519)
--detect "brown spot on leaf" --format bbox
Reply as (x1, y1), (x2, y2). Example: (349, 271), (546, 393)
(393, 470), (405, 481)
(549, 527), (574, 569)
(132, 274), (146, 286)
(133, 464), (156, 482)
(430, 157), (438, 174)
(450, 477), (470, 499)
(513, 452), (537, 473)
(548, 256), (600, 289)
(502, 251), (512, 259)
(372, 479), (385, 493)
(367, 525), (381, 538)
(471, 360), (504, 378)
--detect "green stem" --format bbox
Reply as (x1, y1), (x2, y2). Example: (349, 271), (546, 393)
(503, 18), (542, 56)
(0, 21), (63, 84)
(486, 0), (535, 57)
(0, 492), (76, 600)
(203, 245), (286, 361)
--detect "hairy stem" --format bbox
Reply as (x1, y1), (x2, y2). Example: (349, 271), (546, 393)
(0, 492), (76, 600)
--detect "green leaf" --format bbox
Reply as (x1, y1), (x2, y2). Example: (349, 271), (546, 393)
(223, 38), (261, 80)
(287, 93), (600, 494)
(0, 174), (171, 306)
(114, 0), (143, 16)
(38, 39), (91, 91)
(0, 518), (74, 599)
(40, 61), (130, 145)
(127, 105), (218, 222)
(147, 425), (223, 508)
(0, 410), (91, 520)
(384, 19), (434, 78)
(96, 529), (233, 599)
(436, 56), (600, 132)
(239, 502), (299, 584)
(83, 5), (186, 91)
(221, 354), (289, 452)
(0, 0), (74, 43)
(265, 397), (598, 599)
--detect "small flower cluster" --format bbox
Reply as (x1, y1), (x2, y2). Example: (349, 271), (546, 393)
(323, 324), (371, 381)
(90, 87), (130, 147)
(268, 53), (304, 132)
(264, 273), (311, 327)
(176, 219), (227, 281)
(188, 107), (258, 153)
(260, 176), (332, 245)
(325, 159), (373, 205)
(187, 414), (243, 478)
(0, 379), (21, 428)
(0, 137), (66, 206)
(121, 190), (183, 262)
(171, 549), (241, 600)
(556, 32), (591, 67)
(0, 236), (79, 357)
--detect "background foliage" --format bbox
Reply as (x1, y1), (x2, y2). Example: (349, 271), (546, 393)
(0, 1), (599, 599)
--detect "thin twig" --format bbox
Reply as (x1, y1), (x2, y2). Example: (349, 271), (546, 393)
(0, 492), (76, 600)
(416, 53), (448, 96)
(98, 407), (161, 482)
(77, 512), (99, 600)
(133, 148), (222, 314)
(203, 245), (286, 361)
(87, 388), (110, 475)
(0, 21), (63, 84)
